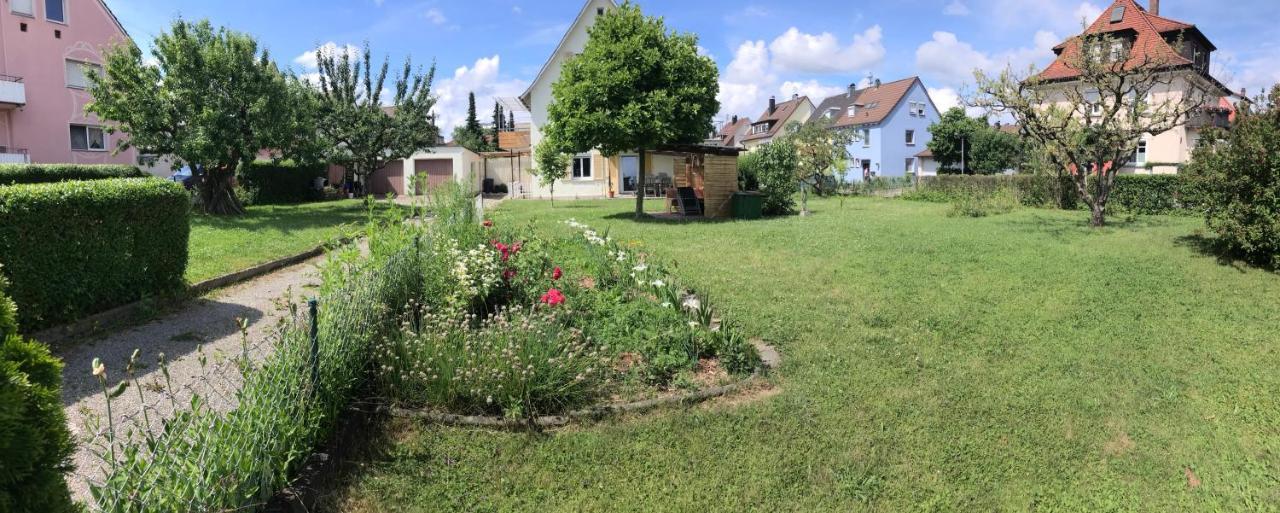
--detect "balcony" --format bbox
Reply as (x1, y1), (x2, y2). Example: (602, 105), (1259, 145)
(1186, 106), (1232, 130)
(0, 75), (26, 108)
(0, 147), (29, 164)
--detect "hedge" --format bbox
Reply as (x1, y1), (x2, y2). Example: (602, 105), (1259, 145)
(239, 161), (326, 205)
(0, 164), (145, 186)
(0, 276), (77, 512)
(0, 178), (191, 331)
(913, 174), (1200, 215)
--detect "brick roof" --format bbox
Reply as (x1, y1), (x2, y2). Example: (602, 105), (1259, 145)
(832, 76), (924, 128)
(714, 117), (751, 146)
(740, 96), (811, 142)
(1037, 0), (1207, 81)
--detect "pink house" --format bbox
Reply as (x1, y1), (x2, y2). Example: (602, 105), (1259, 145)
(0, 0), (137, 165)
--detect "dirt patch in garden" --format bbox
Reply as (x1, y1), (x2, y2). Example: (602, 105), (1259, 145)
(692, 358), (730, 388)
(697, 379), (780, 411)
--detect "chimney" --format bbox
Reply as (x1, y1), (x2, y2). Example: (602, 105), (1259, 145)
(1150, 0), (1159, 15)
(792, 93), (799, 100)
(768, 96), (776, 114)
(848, 83), (857, 96)
(874, 78), (882, 88)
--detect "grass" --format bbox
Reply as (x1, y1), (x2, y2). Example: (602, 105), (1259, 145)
(326, 197), (1280, 512)
(187, 200), (392, 282)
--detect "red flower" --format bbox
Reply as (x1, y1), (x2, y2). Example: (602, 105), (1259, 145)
(540, 288), (566, 306)
(503, 268), (518, 281)
(552, 267), (563, 281)
(483, 220), (494, 228)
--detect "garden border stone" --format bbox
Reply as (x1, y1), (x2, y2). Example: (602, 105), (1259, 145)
(388, 340), (781, 429)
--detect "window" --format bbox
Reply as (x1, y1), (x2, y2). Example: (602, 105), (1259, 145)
(1109, 41), (1125, 62)
(44, 0), (65, 23)
(70, 125), (106, 151)
(1134, 139), (1147, 166)
(862, 129), (871, 148)
(65, 60), (101, 89)
(905, 158), (915, 174)
(10, 0), (33, 16)
(1085, 90), (1103, 117)
(572, 155), (593, 179)
(905, 129), (916, 146)
(751, 122), (770, 135)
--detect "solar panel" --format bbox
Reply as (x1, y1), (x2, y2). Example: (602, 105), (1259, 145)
(1111, 6), (1125, 23)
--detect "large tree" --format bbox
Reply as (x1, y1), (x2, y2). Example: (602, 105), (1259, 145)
(973, 31), (1218, 226)
(314, 43), (438, 194)
(89, 20), (314, 215)
(538, 1), (719, 218)
(786, 118), (855, 215)
(451, 92), (492, 153)
(927, 107), (991, 174)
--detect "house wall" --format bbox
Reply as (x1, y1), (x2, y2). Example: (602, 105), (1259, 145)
(741, 101), (815, 151)
(403, 146), (483, 195)
(914, 156), (939, 177)
(0, 0), (137, 165)
(846, 81), (940, 181)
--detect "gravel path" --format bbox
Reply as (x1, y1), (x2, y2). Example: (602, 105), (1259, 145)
(49, 255), (327, 503)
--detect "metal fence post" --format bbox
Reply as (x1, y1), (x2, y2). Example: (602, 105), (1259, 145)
(308, 298), (320, 394)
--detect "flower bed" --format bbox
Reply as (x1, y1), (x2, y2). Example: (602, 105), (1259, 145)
(374, 217), (763, 419)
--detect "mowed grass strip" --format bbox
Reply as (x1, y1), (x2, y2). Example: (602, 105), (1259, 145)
(187, 200), (395, 282)
(329, 197), (1280, 512)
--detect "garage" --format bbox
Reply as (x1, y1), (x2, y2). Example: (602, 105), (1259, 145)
(414, 159), (453, 194)
(368, 160), (405, 196)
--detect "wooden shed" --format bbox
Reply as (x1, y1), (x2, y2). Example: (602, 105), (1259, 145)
(651, 144), (742, 219)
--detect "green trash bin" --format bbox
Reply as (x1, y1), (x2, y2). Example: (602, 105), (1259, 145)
(732, 191), (763, 220)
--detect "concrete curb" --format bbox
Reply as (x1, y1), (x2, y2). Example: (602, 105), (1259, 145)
(32, 235), (358, 348)
(389, 341), (781, 430)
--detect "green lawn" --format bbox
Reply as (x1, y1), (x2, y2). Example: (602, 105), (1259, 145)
(187, 200), (388, 282)
(330, 197), (1280, 512)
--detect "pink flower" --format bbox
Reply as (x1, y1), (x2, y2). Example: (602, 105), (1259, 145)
(483, 220), (494, 228)
(503, 268), (518, 281)
(552, 267), (563, 281)
(540, 288), (566, 306)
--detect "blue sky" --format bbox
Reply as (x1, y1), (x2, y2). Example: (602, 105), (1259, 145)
(105, 0), (1279, 133)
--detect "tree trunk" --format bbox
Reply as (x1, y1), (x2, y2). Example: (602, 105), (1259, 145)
(199, 166), (245, 216)
(1090, 202), (1106, 227)
(800, 179), (810, 216)
(635, 149), (647, 219)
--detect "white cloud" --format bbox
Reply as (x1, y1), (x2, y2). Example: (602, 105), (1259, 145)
(768, 25), (885, 74)
(915, 30), (1060, 88)
(294, 42), (361, 70)
(928, 87), (961, 113)
(780, 80), (846, 102)
(423, 8), (447, 25)
(434, 55), (528, 137)
(984, 0), (1104, 34)
(944, 0), (971, 16)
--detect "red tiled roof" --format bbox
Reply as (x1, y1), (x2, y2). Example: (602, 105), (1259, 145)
(741, 96), (811, 142)
(715, 117), (751, 146)
(1038, 0), (1203, 81)
(833, 76), (922, 128)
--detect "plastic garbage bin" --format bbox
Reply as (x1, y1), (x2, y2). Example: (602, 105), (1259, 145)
(732, 191), (763, 220)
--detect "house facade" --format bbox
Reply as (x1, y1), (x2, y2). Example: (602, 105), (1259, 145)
(706, 115), (750, 148)
(0, 0), (137, 166)
(817, 76), (940, 181)
(739, 95), (814, 150)
(1033, 0), (1239, 175)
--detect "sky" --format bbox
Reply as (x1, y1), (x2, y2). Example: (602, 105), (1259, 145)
(105, 0), (1280, 135)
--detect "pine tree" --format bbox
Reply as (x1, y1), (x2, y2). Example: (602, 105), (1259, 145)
(492, 101), (504, 132)
(465, 92), (483, 134)
(508, 111), (516, 132)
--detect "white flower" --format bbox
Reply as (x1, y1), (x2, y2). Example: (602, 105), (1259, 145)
(651, 279), (666, 288)
(661, 301), (673, 309)
(633, 264), (648, 272)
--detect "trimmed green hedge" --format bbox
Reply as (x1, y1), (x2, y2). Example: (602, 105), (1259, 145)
(913, 174), (1200, 215)
(239, 161), (325, 205)
(0, 178), (191, 331)
(0, 164), (145, 186)
(0, 276), (77, 512)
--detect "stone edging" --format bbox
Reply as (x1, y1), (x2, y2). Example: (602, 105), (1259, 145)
(32, 234), (359, 348)
(388, 341), (781, 429)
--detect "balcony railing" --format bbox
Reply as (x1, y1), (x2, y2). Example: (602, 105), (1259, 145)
(0, 147), (29, 164)
(1186, 107), (1231, 130)
(0, 74), (26, 107)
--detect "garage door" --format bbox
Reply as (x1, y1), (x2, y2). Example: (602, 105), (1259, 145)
(415, 159), (453, 193)
(369, 161), (405, 196)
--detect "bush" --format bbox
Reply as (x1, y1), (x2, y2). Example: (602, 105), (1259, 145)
(740, 140), (799, 216)
(947, 186), (1021, 218)
(1184, 87), (1280, 268)
(238, 161), (326, 205)
(912, 174), (1198, 214)
(0, 178), (191, 331)
(0, 163), (144, 186)
(0, 273), (77, 512)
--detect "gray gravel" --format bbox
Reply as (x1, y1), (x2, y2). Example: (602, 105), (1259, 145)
(48, 255), (327, 504)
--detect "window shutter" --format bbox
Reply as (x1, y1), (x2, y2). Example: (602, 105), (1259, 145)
(11, 0), (33, 15)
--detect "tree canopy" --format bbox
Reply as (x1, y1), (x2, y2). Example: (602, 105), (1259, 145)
(313, 42), (438, 193)
(538, 1), (720, 217)
(785, 118), (855, 214)
(89, 19), (314, 215)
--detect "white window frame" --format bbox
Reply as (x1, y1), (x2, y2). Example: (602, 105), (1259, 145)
(1134, 139), (1147, 167)
(70, 124), (106, 152)
(44, 0), (66, 24)
(905, 158), (915, 174)
(905, 129), (916, 146)
(10, 0), (34, 17)
(862, 129), (871, 148)
(571, 155), (593, 180)
(65, 59), (100, 90)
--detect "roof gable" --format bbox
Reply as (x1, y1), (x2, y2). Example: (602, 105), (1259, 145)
(831, 77), (926, 127)
(519, 0), (618, 106)
(740, 96), (813, 142)
(1037, 0), (1210, 81)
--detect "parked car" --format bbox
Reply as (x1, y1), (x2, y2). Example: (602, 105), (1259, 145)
(169, 165), (202, 190)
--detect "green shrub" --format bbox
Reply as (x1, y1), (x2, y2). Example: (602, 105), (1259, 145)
(0, 333), (78, 513)
(947, 186), (1021, 218)
(0, 163), (144, 186)
(0, 272), (16, 338)
(914, 174), (1198, 214)
(238, 161), (326, 205)
(741, 140), (799, 216)
(0, 178), (191, 331)
(1184, 87), (1280, 268)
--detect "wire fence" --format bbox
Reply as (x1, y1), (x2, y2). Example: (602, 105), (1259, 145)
(85, 233), (425, 512)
